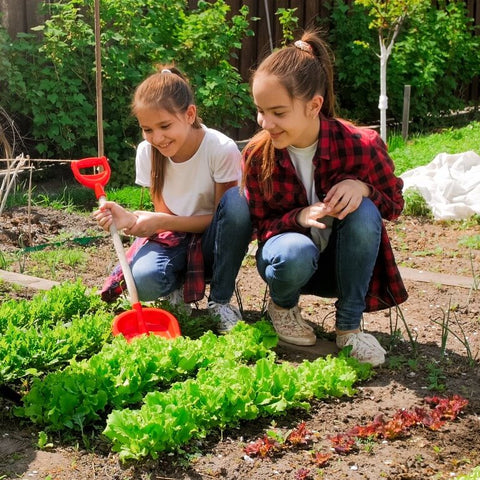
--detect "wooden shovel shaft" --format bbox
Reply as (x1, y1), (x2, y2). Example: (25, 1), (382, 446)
(99, 196), (139, 305)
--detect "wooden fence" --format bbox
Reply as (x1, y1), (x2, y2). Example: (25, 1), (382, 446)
(2, 0), (479, 86)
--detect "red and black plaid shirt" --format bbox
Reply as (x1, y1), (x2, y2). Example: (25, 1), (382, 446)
(243, 115), (408, 312)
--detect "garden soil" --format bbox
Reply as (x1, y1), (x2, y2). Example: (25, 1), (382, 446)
(1, 204), (479, 480)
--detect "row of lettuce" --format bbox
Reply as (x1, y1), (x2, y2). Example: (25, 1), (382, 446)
(2, 281), (371, 460)
(2, 280), (479, 479)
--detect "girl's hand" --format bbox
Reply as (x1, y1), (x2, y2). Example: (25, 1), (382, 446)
(93, 201), (137, 233)
(124, 211), (169, 237)
(296, 202), (330, 229)
(323, 179), (370, 220)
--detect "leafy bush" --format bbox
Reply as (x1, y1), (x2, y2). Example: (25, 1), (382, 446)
(1, 0), (255, 185)
(389, 0), (480, 129)
(327, 0), (480, 127)
(325, 0), (380, 123)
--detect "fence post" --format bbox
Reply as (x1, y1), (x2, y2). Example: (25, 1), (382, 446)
(402, 85), (411, 141)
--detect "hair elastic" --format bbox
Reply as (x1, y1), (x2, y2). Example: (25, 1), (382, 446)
(294, 40), (313, 54)
(161, 68), (172, 74)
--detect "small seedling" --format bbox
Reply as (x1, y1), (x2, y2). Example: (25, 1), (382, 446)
(426, 362), (446, 391)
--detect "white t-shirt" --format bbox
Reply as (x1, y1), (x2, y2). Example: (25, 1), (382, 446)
(288, 142), (333, 252)
(135, 126), (241, 216)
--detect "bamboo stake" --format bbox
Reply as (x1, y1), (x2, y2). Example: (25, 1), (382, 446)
(94, 0), (104, 157)
(27, 156), (33, 244)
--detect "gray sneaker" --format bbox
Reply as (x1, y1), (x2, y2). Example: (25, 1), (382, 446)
(267, 300), (316, 346)
(336, 332), (386, 366)
(163, 287), (192, 316)
(208, 301), (242, 333)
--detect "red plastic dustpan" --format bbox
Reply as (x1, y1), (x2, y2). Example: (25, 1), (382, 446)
(71, 156), (181, 342)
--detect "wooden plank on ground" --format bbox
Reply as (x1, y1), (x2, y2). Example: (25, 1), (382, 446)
(399, 267), (475, 289)
(0, 269), (60, 290)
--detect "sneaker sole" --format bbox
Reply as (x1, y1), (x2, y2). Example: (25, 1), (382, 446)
(277, 332), (317, 346)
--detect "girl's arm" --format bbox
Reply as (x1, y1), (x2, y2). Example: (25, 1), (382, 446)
(124, 181), (237, 237)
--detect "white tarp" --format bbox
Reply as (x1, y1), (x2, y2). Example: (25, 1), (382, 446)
(400, 150), (480, 220)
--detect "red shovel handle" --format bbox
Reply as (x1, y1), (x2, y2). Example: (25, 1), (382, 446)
(71, 156), (111, 199)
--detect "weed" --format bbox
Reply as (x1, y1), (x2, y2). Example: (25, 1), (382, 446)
(412, 246), (444, 257)
(431, 297), (477, 364)
(387, 304), (418, 355)
(459, 214), (480, 229)
(407, 358), (419, 370)
(387, 355), (411, 370)
(0, 250), (11, 269)
(402, 189), (433, 218)
(415, 453), (424, 463)
(426, 361), (446, 391)
(432, 445), (443, 458)
(467, 251), (479, 290)
(358, 436), (376, 454)
(458, 234), (480, 250)
(29, 248), (87, 279)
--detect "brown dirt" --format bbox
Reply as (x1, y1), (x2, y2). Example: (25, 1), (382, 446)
(1, 205), (480, 480)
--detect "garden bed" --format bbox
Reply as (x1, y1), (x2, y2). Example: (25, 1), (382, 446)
(1, 205), (479, 480)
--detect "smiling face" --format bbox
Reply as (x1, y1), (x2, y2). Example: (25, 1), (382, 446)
(252, 72), (323, 149)
(136, 104), (198, 162)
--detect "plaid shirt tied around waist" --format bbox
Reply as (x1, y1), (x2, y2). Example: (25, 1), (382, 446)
(101, 231), (205, 304)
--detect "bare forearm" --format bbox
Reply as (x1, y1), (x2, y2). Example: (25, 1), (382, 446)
(158, 213), (212, 233)
(125, 211), (212, 236)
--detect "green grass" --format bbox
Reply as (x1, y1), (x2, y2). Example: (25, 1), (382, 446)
(388, 121), (480, 175)
(5, 182), (152, 212)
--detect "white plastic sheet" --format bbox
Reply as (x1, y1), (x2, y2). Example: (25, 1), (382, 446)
(400, 151), (480, 220)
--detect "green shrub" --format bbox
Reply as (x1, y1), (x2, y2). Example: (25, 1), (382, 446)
(325, 0), (380, 123)
(327, 0), (480, 127)
(1, 0), (255, 185)
(389, 0), (480, 129)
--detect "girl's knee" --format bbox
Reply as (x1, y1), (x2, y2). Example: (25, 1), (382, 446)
(261, 234), (319, 276)
(221, 188), (251, 226)
(344, 198), (381, 233)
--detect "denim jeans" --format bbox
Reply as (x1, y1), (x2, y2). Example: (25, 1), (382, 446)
(131, 187), (252, 303)
(256, 197), (382, 331)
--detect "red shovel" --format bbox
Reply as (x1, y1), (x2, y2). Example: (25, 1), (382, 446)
(71, 156), (181, 342)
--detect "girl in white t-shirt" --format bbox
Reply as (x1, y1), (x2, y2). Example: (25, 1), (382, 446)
(93, 66), (252, 331)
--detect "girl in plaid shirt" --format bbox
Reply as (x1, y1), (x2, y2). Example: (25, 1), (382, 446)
(242, 30), (407, 366)
(94, 66), (251, 332)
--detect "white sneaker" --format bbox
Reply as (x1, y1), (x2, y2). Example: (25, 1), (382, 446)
(336, 331), (386, 366)
(267, 300), (316, 346)
(208, 301), (242, 333)
(163, 287), (192, 316)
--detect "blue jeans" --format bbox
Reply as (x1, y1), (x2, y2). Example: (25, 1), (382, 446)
(131, 187), (252, 303)
(256, 198), (382, 331)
